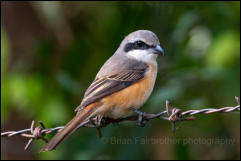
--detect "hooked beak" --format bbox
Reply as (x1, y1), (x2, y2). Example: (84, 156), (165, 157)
(153, 45), (165, 56)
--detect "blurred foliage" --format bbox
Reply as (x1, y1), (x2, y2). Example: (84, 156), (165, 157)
(1, 29), (9, 122)
(1, 1), (240, 160)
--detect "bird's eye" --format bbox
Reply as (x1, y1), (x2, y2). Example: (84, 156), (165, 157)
(135, 41), (146, 48)
(124, 41), (151, 52)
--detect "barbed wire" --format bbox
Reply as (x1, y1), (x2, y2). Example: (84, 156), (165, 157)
(1, 96), (240, 151)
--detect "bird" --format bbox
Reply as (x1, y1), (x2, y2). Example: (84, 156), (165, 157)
(41, 30), (164, 152)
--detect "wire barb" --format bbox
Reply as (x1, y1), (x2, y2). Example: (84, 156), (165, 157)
(1, 97), (240, 151)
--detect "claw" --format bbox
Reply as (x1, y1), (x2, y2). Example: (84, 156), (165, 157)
(129, 108), (148, 127)
(89, 116), (103, 139)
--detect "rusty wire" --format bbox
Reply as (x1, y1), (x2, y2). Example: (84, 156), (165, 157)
(1, 96), (240, 151)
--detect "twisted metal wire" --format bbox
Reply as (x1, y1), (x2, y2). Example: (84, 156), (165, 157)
(1, 96), (240, 151)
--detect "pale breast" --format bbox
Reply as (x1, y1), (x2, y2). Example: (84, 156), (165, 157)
(99, 62), (157, 119)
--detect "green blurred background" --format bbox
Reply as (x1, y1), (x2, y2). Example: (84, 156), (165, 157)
(1, 1), (240, 160)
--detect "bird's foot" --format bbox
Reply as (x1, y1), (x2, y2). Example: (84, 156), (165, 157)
(89, 115), (104, 138)
(129, 108), (148, 127)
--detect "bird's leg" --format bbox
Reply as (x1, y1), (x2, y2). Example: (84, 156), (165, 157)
(129, 108), (148, 127)
(96, 115), (104, 127)
(89, 116), (103, 138)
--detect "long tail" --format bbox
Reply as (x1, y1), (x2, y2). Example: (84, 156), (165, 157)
(40, 104), (98, 152)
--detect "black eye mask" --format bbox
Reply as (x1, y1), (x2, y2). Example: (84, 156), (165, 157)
(124, 41), (154, 52)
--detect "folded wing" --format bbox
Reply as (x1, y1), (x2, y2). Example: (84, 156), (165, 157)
(75, 64), (148, 112)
